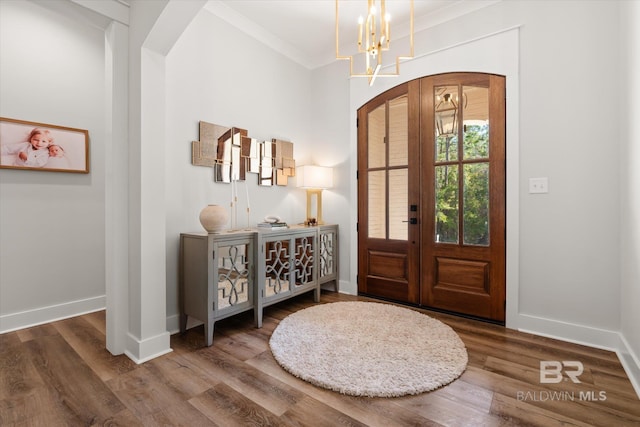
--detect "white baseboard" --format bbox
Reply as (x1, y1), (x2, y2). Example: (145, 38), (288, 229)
(125, 331), (172, 364)
(518, 313), (622, 350)
(166, 314), (180, 335)
(337, 280), (354, 295)
(166, 313), (202, 335)
(0, 295), (106, 334)
(618, 334), (640, 399)
(518, 313), (640, 399)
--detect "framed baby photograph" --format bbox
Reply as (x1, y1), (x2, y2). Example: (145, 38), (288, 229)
(0, 117), (89, 173)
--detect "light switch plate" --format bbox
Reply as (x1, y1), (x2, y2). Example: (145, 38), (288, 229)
(529, 177), (549, 194)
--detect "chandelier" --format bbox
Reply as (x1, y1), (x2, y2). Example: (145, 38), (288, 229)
(336, 0), (414, 86)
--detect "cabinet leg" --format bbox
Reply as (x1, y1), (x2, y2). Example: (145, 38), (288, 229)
(255, 306), (263, 328)
(179, 313), (187, 334)
(205, 320), (214, 347)
(314, 287), (320, 303)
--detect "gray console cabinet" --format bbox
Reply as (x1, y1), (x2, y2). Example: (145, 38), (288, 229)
(179, 225), (338, 346)
(179, 230), (256, 346)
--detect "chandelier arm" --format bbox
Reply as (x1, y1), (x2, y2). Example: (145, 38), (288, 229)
(335, 0), (414, 84)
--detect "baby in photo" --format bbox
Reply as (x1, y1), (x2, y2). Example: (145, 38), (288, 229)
(46, 144), (70, 169)
(0, 127), (53, 167)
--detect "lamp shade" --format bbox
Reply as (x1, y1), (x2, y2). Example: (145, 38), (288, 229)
(296, 165), (333, 189)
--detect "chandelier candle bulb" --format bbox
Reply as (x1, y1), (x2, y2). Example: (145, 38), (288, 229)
(336, 0), (414, 85)
(371, 6), (376, 43)
(385, 14), (390, 44)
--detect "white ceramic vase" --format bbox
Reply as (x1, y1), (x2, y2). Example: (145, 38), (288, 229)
(199, 204), (229, 233)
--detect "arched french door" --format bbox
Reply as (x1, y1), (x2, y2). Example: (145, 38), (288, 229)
(357, 72), (506, 322)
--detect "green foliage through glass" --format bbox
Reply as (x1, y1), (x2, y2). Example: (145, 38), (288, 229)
(435, 165), (459, 243)
(463, 163), (490, 246)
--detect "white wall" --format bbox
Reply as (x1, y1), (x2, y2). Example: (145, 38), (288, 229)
(345, 0), (627, 357)
(515, 0), (621, 333)
(164, 9), (321, 330)
(620, 0), (640, 394)
(310, 62), (353, 291)
(0, 0), (107, 331)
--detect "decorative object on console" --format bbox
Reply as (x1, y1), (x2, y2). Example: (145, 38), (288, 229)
(198, 204), (229, 233)
(263, 215), (282, 223)
(296, 165), (334, 225)
(257, 222), (289, 229)
(258, 215), (288, 229)
(335, 0), (414, 86)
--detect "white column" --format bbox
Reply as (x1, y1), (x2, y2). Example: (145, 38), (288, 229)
(105, 20), (130, 355)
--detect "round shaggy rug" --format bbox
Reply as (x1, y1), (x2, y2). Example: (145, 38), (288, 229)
(269, 301), (468, 397)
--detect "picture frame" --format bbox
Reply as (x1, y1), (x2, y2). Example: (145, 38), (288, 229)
(0, 117), (89, 173)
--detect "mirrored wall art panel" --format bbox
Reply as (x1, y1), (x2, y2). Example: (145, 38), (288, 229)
(273, 139), (295, 186)
(192, 121), (230, 167)
(241, 136), (260, 174)
(216, 127), (247, 183)
(276, 169), (289, 186)
(260, 141), (275, 186)
(191, 121), (298, 188)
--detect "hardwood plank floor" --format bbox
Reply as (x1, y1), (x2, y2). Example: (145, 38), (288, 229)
(1, 291), (638, 426)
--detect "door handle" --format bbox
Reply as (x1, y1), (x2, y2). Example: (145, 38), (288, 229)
(402, 218), (418, 224)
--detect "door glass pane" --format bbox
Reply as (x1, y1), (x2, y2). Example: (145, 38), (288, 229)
(388, 95), (408, 167)
(368, 170), (386, 238)
(463, 163), (490, 246)
(435, 85), (459, 162)
(435, 165), (459, 243)
(463, 85), (489, 160)
(388, 169), (408, 240)
(368, 104), (386, 168)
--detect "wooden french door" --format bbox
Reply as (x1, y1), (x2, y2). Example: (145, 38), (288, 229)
(358, 73), (506, 322)
(357, 81), (421, 304)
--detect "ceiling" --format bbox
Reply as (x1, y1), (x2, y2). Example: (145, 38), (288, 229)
(203, 0), (500, 70)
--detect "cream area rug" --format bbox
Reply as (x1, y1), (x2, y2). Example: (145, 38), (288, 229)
(269, 301), (468, 397)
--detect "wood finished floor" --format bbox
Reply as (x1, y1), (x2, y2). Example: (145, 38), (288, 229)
(1, 291), (638, 426)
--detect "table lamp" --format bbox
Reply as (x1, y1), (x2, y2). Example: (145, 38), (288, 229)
(296, 165), (333, 225)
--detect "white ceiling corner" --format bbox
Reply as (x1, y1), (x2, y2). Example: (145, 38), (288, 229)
(203, 0), (502, 70)
(203, 0), (320, 69)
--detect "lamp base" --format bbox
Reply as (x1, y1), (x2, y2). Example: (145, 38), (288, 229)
(306, 189), (324, 225)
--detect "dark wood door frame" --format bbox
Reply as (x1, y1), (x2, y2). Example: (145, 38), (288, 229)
(357, 72), (506, 323)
